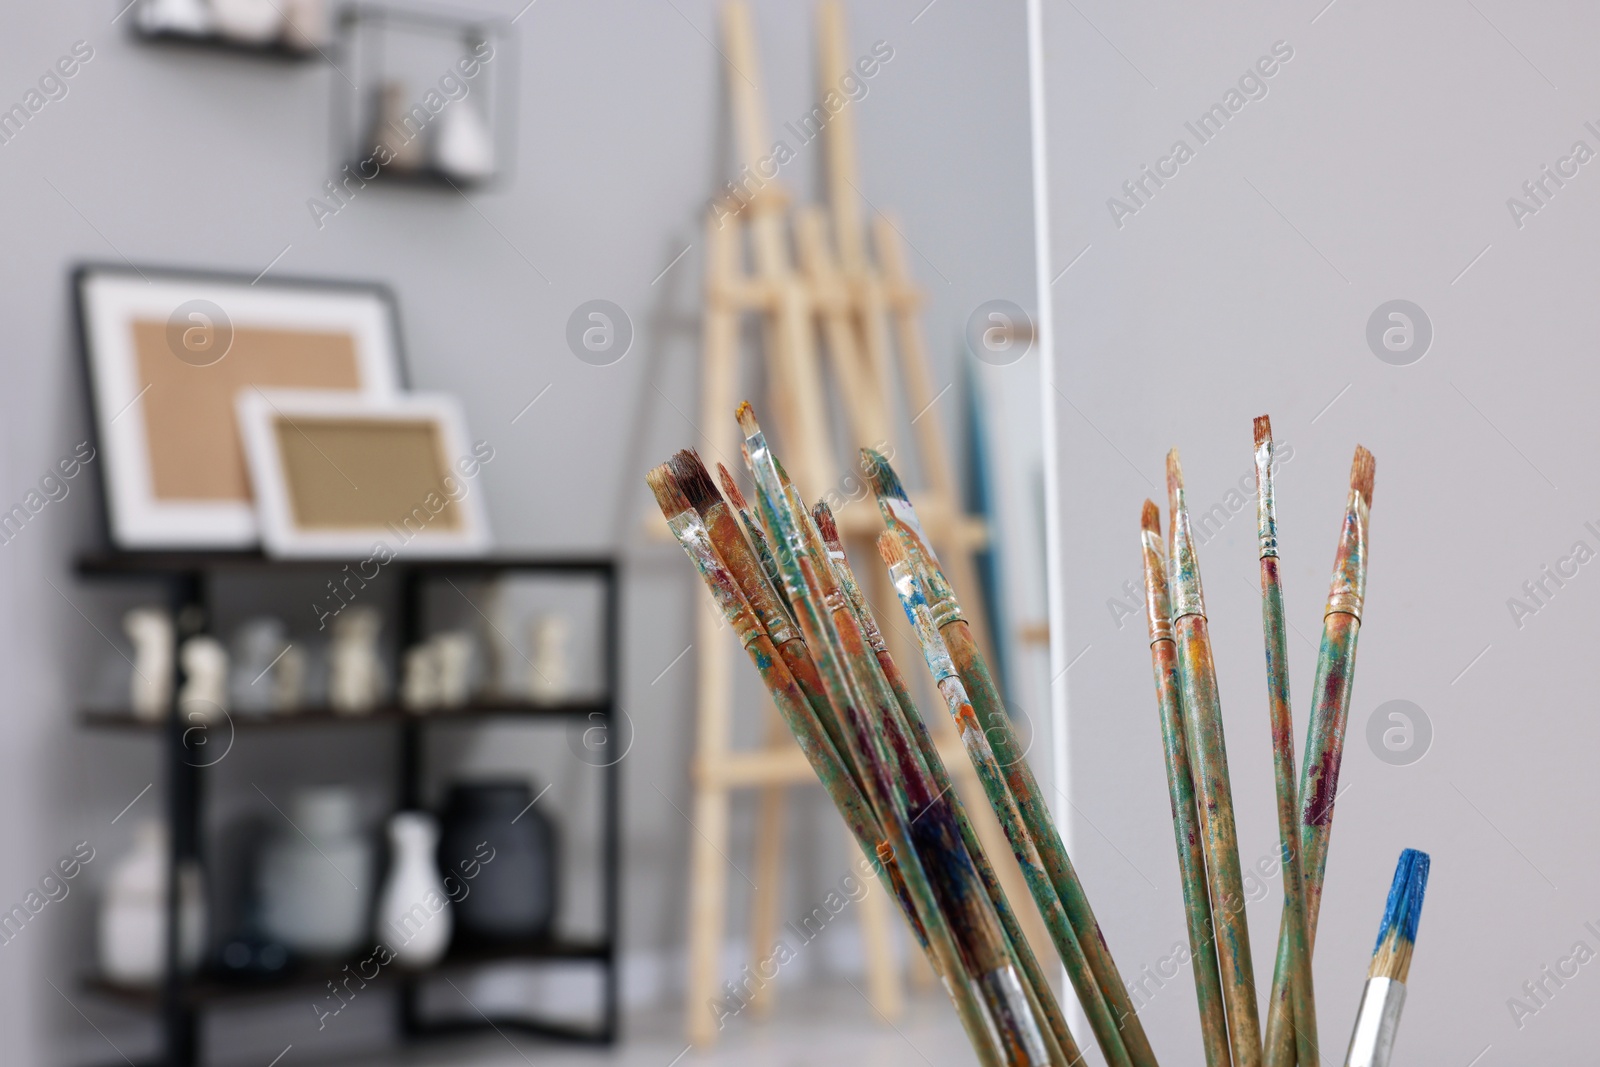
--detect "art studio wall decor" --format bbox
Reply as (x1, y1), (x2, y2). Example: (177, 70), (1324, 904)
(76, 265), (405, 549)
(332, 5), (514, 190)
(235, 389), (492, 559)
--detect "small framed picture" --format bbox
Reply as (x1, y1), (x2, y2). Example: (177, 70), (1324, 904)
(75, 264), (405, 549)
(236, 390), (492, 559)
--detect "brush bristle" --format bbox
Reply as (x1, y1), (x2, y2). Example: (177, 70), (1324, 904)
(1165, 449), (1185, 494)
(645, 463), (691, 519)
(861, 448), (909, 502)
(735, 401), (760, 437)
(1141, 499), (1160, 535)
(1253, 415), (1272, 448)
(1369, 848), (1430, 981)
(812, 502), (841, 550)
(877, 530), (908, 568)
(717, 463), (750, 512)
(1351, 445), (1375, 506)
(669, 449), (722, 516)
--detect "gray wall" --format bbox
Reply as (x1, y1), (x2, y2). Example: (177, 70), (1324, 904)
(0, 1), (1038, 1062)
(1043, 0), (1598, 1061)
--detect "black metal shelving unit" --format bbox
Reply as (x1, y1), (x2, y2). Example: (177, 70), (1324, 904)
(75, 552), (621, 1066)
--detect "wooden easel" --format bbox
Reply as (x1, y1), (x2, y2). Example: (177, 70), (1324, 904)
(680, 1), (1018, 1045)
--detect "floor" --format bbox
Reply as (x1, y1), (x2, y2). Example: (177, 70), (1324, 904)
(340, 984), (975, 1067)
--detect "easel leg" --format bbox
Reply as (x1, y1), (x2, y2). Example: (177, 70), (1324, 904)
(685, 621), (734, 1046)
(747, 713), (789, 1016)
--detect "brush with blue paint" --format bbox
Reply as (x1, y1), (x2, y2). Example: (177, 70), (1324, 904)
(1344, 848), (1431, 1067)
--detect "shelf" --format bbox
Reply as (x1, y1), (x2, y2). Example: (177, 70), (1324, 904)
(353, 164), (493, 192)
(75, 550), (614, 577)
(80, 699), (609, 731)
(83, 934), (611, 1008)
(132, 27), (322, 62)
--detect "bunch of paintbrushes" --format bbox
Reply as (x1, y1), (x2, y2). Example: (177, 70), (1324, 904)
(1142, 418), (1429, 1067)
(648, 402), (1160, 1067)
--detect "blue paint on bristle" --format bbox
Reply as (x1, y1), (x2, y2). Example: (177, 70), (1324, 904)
(862, 448), (909, 502)
(1372, 848), (1431, 958)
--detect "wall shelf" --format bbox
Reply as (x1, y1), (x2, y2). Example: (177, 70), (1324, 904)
(75, 554), (621, 1065)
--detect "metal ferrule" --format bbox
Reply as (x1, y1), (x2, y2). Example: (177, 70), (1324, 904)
(920, 563), (966, 629)
(670, 512), (765, 650)
(1255, 437), (1279, 559)
(1343, 976), (1405, 1067)
(1169, 487), (1207, 621)
(1140, 527), (1175, 645)
(1324, 488), (1369, 621)
(976, 965), (1051, 1067)
(888, 561), (957, 684)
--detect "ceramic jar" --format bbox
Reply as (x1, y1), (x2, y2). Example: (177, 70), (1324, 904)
(438, 781), (556, 940)
(257, 788), (372, 957)
(98, 822), (205, 986)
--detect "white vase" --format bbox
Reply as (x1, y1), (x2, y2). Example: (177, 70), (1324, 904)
(98, 822), (205, 986)
(435, 102), (495, 181)
(138, 0), (212, 35)
(375, 812), (451, 968)
(210, 0), (284, 43)
(258, 788), (372, 957)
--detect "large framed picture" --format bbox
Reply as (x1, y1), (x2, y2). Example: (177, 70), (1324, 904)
(75, 264), (406, 549)
(236, 390), (492, 559)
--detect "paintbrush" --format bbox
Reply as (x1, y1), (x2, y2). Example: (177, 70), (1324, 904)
(1139, 501), (1230, 1067)
(734, 404), (1019, 1067)
(718, 461), (794, 622)
(1263, 446), (1374, 1067)
(645, 464), (890, 905)
(1252, 418), (1319, 1067)
(1343, 849), (1429, 1067)
(816, 507), (1080, 1067)
(865, 447), (1161, 1067)
(1168, 448), (1262, 1067)
(880, 528), (1125, 1067)
(756, 423), (1050, 1067)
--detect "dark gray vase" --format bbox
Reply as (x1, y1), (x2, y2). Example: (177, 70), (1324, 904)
(438, 780), (557, 940)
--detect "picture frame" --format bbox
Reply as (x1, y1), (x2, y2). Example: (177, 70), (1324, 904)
(75, 263), (406, 549)
(236, 389), (492, 559)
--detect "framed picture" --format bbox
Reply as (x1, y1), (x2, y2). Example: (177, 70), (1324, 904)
(236, 390), (492, 559)
(75, 264), (406, 549)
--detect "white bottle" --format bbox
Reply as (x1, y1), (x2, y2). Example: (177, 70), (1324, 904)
(375, 812), (451, 968)
(124, 608), (174, 721)
(99, 822), (205, 986)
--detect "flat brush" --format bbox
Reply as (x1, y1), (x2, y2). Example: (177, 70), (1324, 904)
(672, 450), (837, 746)
(1139, 501), (1229, 1067)
(1263, 446), (1375, 1067)
(865, 447), (1160, 1067)
(877, 530), (1111, 1067)
(1169, 448), (1262, 1067)
(644, 465), (926, 960)
(1343, 849), (1429, 1067)
(817, 505), (1080, 1067)
(734, 404), (1011, 1067)
(718, 461), (793, 622)
(1253, 418), (1318, 1067)
(769, 478), (1049, 1067)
